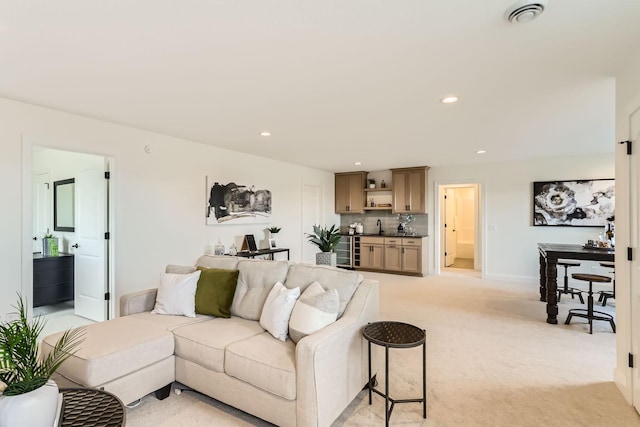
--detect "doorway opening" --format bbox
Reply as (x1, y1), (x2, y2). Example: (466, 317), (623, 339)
(437, 183), (482, 276)
(27, 146), (113, 337)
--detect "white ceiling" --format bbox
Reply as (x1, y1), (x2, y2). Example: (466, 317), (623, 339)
(2, 1), (640, 172)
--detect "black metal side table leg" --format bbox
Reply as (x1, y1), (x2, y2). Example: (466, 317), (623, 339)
(385, 344), (390, 427)
(368, 340), (372, 404)
(422, 338), (426, 418)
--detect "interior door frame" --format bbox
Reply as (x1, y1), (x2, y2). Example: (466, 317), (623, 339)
(21, 138), (116, 321)
(435, 181), (484, 276)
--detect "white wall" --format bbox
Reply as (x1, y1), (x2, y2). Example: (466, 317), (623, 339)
(429, 155), (615, 281)
(0, 97), (337, 319)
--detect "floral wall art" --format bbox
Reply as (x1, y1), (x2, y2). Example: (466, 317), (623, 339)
(206, 177), (272, 225)
(533, 179), (615, 227)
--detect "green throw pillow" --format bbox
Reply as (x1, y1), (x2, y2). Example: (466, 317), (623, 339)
(195, 267), (239, 318)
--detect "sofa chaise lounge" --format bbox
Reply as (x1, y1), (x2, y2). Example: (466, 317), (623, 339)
(42, 255), (380, 427)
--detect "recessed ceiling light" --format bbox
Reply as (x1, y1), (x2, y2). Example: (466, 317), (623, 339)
(440, 95), (459, 104)
(259, 131), (271, 137)
(354, 162), (362, 166)
(476, 150), (487, 154)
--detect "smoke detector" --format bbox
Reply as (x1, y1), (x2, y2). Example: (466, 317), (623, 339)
(505, 0), (547, 23)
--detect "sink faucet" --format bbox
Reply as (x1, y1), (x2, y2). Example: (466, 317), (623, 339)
(376, 219), (383, 235)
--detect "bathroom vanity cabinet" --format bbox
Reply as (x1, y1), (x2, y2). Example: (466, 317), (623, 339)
(33, 253), (74, 307)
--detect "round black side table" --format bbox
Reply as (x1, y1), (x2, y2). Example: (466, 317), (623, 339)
(60, 387), (126, 426)
(363, 321), (426, 426)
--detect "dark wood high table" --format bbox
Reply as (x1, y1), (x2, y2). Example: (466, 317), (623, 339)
(538, 243), (614, 324)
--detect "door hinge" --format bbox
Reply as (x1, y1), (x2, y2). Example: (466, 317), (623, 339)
(444, 223), (448, 228)
(629, 353), (634, 368)
(105, 232), (110, 240)
(628, 247), (633, 261)
(104, 171), (111, 179)
(444, 252), (447, 256)
(619, 140), (632, 155)
(104, 292), (111, 301)
(444, 195), (447, 199)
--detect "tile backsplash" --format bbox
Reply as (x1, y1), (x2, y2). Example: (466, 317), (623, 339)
(340, 212), (428, 236)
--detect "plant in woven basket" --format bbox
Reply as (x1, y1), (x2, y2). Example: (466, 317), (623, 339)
(0, 295), (84, 396)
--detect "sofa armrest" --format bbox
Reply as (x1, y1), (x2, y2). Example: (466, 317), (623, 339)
(119, 288), (157, 316)
(295, 279), (379, 427)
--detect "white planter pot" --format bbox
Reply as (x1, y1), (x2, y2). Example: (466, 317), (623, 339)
(0, 380), (59, 427)
(316, 252), (337, 266)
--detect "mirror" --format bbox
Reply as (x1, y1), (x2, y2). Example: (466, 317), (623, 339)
(54, 178), (75, 232)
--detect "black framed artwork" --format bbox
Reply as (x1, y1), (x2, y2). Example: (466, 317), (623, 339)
(533, 179), (615, 227)
(206, 177), (272, 225)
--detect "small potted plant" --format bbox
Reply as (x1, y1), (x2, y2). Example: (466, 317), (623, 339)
(267, 226), (281, 249)
(0, 296), (84, 426)
(267, 226), (281, 235)
(306, 224), (341, 266)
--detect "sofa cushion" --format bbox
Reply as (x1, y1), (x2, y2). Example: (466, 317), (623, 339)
(259, 282), (300, 341)
(151, 271), (201, 317)
(196, 255), (240, 270)
(127, 311), (213, 331)
(230, 259), (290, 320)
(283, 263), (362, 317)
(165, 264), (197, 274)
(225, 332), (296, 400)
(40, 316), (174, 387)
(288, 281), (339, 344)
(195, 267), (239, 318)
(172, 317), (265, 372)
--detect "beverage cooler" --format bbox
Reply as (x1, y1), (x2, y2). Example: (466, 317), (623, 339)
(335, 235), (354, 268)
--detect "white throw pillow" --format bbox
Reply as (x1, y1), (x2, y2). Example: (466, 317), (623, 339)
(259, 282), (300, 341)
(288, 281), (340, 344)
(151, 270), (201, 317)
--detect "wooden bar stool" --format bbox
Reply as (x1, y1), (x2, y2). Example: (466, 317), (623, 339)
(597, 261), (615, 307)
(565, 273), (615, 334)
(557, 260), (584, 304)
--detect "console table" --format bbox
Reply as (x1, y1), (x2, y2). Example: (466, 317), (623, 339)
(538, 243), (614, 325)
(60, 387), (125, 426)
(233, 248), (290, 261)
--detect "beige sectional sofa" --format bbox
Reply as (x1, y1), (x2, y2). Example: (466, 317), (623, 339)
(42, 255), (379, 427)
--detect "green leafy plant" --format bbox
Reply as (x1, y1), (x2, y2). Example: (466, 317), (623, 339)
(43, 234), (54, 239)
(267, 226), (281, 234)
(0, 295), (84, 396)
(306, 224), (341, 253)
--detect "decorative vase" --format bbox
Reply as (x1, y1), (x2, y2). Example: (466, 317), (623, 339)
(0, 380), (60, 427)
(42, 238), (58, 256)
(316, 252), (337, 266)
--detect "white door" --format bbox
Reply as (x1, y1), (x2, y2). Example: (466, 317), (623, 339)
(32, 173), (51, 253)
(302, 184), (321, 263)
(444, 189), (457, 266)
(630, 107), (640, 413)
(72, 166), (108, 321)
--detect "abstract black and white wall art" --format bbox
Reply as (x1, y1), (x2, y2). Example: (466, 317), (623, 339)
(533, 179), (615, 227)
(206, 177), (272, 225)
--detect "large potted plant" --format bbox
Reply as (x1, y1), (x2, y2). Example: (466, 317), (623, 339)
(306, 224), (341, 266)
(0, 296), (84, 427)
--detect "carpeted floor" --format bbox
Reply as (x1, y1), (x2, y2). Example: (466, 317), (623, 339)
(126, 272), (639, 427)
